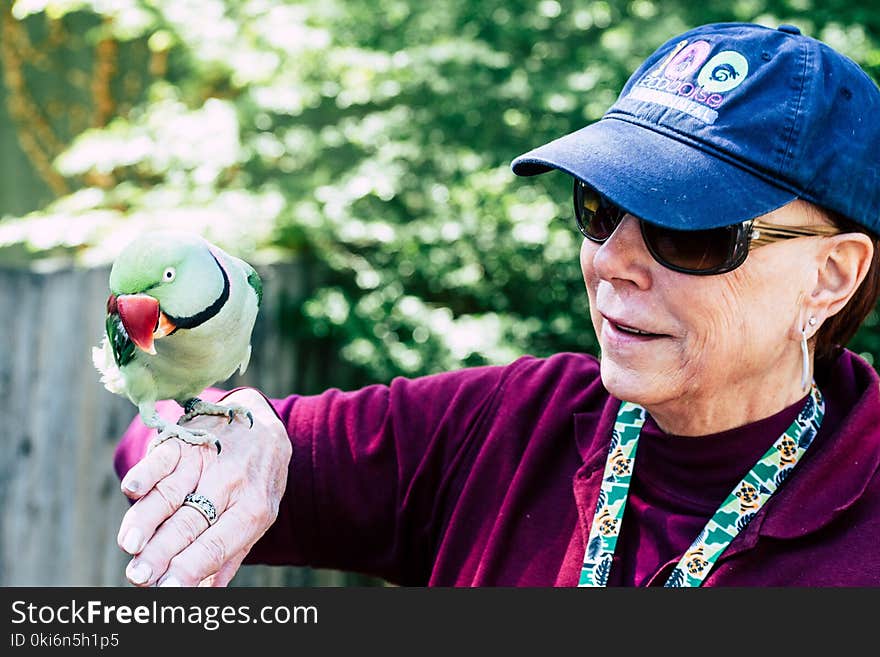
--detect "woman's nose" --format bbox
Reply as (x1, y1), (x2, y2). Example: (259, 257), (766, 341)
(591, 215), (653, 289)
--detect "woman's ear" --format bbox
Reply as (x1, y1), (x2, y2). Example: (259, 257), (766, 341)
(810, 233), (874, 320)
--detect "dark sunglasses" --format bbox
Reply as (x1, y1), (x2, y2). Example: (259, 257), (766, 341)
(573, 179), (840, 275)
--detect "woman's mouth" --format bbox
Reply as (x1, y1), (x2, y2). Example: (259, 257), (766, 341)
(612, 322), (661, 337)
(602, 315), (671, 342)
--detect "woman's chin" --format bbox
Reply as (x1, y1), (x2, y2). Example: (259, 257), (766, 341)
(598, 356), (673, 406)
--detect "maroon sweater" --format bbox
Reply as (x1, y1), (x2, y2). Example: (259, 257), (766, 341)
(114, 349), (880, 586)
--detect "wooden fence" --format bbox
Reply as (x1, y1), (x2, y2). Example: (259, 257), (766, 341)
(0, 260), (381, 586)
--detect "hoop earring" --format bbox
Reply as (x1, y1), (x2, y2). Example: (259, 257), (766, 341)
(801, 316), (817, 391)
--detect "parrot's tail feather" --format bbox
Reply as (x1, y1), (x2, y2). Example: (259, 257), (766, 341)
(238, 344), (252, 376)
(92, 337), (126, 395)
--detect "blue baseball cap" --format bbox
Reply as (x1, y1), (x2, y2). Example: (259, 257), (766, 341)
(511, 22), (880, 233)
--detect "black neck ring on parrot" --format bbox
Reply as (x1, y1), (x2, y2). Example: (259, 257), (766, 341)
(164, 253), (230, 330)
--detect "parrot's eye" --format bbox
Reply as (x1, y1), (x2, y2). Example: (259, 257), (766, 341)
(163, 267), (176, 282)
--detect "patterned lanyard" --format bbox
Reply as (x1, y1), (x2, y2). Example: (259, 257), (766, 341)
(578, 383), (824, 587)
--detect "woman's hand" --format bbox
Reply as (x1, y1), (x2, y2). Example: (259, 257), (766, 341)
(116, 388), (292, 587)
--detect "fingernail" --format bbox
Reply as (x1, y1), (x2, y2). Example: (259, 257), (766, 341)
(159, 576), (181, 587)
(122, 478), (140, 494)
(126, 560), (152, 585)
(121, 528), (143, 555)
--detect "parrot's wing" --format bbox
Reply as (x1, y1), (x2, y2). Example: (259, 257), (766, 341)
(245, 263), (262, 308)
(236, 257), (259, 376)
(92, 336), (126, 395)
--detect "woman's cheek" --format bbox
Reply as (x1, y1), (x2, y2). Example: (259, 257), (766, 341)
(580, 239), (595, 281)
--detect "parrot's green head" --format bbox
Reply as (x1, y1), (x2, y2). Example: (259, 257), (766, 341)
(107, 231), (227, 356)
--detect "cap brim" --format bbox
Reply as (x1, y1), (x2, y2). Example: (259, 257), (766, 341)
(511, 117), (798, 230)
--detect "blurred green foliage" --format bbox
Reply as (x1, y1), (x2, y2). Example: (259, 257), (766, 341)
(2, 0), (880, 381)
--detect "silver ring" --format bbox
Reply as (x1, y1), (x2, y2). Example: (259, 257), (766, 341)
(182, 493), (218, 525)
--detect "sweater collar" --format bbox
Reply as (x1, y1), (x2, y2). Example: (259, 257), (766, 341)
(750, 349), (880, 540)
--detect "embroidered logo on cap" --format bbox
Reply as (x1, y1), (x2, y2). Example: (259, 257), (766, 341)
(662, 40), (712, 79)
(624, 42), (752, 124)
(696, 51), (749, 92)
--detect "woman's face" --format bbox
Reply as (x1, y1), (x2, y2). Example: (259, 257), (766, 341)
(580, 201), (828, 418)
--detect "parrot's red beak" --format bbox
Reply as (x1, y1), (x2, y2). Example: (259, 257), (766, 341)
(115, 294), (160, 355)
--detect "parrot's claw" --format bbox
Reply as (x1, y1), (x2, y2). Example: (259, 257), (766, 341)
(178, 398), (254, 430)
(231, 409), (254, 428)
(148, 425), (221, 454)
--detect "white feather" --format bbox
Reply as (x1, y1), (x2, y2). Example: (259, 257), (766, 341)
(92, 336), (126, 395)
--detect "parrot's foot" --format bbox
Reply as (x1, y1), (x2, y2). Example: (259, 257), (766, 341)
(178, 397), (254, 429)
(148, 424), (222, 454)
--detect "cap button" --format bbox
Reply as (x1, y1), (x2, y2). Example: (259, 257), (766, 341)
(777, 24), (802, 35)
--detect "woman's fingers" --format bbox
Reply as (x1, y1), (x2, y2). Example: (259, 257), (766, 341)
(117, 436), (209, 555)
(155, 503), (268, 587)
(120, 439), (183, 500)
(124, 471), (233, 587)
(198, 547), (250, 587)
(117, 458), (202, 558)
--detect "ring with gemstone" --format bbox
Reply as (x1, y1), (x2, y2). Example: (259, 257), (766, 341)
(182, 493), (218, 525)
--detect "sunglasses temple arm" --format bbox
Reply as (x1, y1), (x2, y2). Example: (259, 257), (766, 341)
(750, 223), (839, 247)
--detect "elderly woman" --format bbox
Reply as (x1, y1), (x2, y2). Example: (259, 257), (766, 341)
(114, 22), (880, 587)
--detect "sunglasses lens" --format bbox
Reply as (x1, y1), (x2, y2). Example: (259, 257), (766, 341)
(573, 180), (624, 241)
(642, 222), (740, 273)
(572, 178), (744, 274)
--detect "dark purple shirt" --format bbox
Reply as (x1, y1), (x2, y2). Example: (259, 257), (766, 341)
(114, 349), (880, 586)
(611, 399), (808, 586)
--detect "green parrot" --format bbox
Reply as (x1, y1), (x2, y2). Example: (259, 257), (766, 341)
(92, 231), (262, 453)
